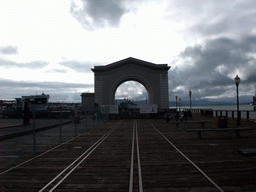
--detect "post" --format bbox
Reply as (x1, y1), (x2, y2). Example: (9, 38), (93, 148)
(179, 98), (181, 112)
(234, 75), (241, 126)
(85, 109), (87, 130)
(175, 95), (178, 111)
(32, 104), (36, 154)
(236, 85), (240, 125)
(23, 101), (30, 125)
(189, 90), (192, 111)
(75, 108), (77, 135)
(92, 108), (95, 127)
(60, 109), (62, 142)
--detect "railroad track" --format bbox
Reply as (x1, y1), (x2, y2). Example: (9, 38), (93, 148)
(129, 120), (143, 192)
(1, 119), (249, 191)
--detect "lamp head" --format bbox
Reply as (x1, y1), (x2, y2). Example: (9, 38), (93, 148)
(234, 75), (240, 86)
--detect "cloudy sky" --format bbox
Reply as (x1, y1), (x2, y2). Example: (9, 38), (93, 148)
(1, 0), (256, 103)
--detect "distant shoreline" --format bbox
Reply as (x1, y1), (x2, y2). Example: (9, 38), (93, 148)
(170, 104), (254, 111)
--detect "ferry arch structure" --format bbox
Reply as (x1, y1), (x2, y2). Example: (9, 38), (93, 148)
(91, 57), (170, 111)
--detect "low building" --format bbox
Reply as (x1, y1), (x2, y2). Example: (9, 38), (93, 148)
(81, 93), (95, 114)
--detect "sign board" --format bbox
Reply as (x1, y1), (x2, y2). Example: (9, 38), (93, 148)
(140, 104), (157, 114)
(101, 105), (119, 114)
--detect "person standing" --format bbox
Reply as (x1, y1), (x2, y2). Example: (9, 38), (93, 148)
(164, 112), (169, 123)
(175, 112), (179, 122)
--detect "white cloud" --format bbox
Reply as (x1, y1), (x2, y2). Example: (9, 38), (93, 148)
(115, 81), (147, 100)
(0, 0), (255, 103)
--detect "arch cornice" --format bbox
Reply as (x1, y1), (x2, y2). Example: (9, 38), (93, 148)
(91, 57), (170, 72)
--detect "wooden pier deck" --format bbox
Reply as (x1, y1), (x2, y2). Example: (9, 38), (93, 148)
(0, 114), (255, 191)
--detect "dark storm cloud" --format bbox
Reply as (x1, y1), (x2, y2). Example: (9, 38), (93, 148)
(246, 74), (256, 84)
(190, 1), (256, 37)
(70, 0), (128, 30)
(169, 0), (256, 38)
(166, 0), (256, 101)
(0, 58), (49, 69)
(0, 46), (18, 54)
(169, 35), (256, 100)
(0, 78), (93, 101)
(59, 60), (102, 73)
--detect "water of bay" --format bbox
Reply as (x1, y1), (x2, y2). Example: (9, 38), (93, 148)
(171, 104), (256, 120)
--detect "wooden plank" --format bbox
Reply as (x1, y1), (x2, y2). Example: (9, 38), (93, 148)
(186, 127), (251, 139)
(238, 149), (256, 156)
(186, 127), (251, 132)
(169, 121), (212, 128)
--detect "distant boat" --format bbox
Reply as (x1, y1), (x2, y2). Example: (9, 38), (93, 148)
(119, 99), (137, 110)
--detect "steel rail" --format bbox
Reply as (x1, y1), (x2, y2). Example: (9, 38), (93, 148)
(129, 120), (143, 192)
(39, 120), (123, 192)
(129, 120), (135, 192)
(135, 120), (143, 192)
(148, 120), (224, 192)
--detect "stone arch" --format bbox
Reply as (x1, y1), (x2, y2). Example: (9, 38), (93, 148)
(91, 57), (170, 110)
(110, 75), (153, 105)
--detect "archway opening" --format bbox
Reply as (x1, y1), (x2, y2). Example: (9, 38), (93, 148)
(115, 81), (148, 109)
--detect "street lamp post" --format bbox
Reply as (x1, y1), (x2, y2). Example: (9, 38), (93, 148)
(175, 95), (178, 111)
(189, 90), (192, 111)
(234, 75), (240, 126)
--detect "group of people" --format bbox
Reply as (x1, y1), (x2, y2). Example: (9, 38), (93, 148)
(164, 110), (189, 123)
